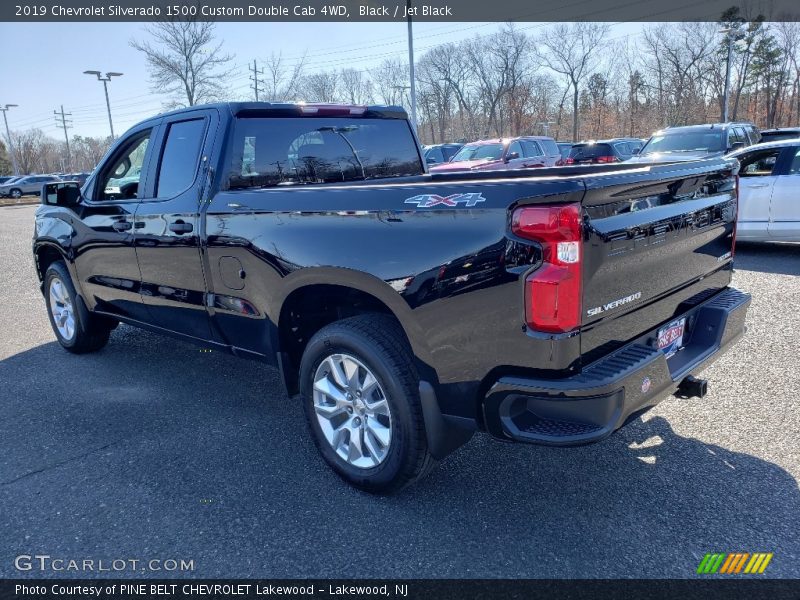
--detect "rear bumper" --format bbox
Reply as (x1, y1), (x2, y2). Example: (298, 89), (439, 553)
(482, 287), (750, 446)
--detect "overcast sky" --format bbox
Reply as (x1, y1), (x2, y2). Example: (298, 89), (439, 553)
(0, 21), (642, 138)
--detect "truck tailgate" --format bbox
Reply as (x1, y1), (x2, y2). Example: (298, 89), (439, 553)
(579, 159), (739, 364)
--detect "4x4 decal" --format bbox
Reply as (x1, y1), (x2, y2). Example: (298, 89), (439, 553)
(404, 193), (486, 208)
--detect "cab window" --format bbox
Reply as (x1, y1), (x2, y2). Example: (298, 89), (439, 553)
(96, 130), (152, 201)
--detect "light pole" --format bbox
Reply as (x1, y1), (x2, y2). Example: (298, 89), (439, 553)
(83, 70), (123, 139)
(0, 104), (20, 176)
(719, 25), (741, 123)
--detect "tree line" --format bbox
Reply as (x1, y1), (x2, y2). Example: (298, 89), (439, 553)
(4, 11), (800, 175)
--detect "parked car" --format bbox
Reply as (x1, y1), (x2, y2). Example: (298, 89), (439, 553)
(758, 127), (800, 143)
(556, 142), (573, 161)
(429, 136), (561, 172)
(33, 102), (749, 493)
(565, 138), (642, 164)
(629, 123), (760, 163)
(0, 176), (18, 185)
(0, 174), (62, 199)
(60, 172), (91, 187)
(423, 143), (463, 166)
(730, 139), (800, 242)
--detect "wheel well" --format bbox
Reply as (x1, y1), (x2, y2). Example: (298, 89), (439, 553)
(35, 245), (65, 282)
(278, 284), (401, 395)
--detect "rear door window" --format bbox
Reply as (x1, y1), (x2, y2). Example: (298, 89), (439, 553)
(228, 117), (423, 189)
(569, 144), (614, 159)
(156, 118), (207, 198)
(521, 140), (544, 157)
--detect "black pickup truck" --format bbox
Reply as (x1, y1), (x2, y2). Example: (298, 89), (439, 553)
(34, 102), (750, 493)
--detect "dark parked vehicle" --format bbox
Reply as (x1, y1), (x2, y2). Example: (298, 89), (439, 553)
(758, 127), (800, 143)
(60, 172), (91, 187)
(629, 123), (760, 163)
(430, 136), (561, 172)
(33, 102), (750, 493)
(0, 174), (61, 199)
(565, 138), (642, 164)
(0, 176), (17, 185)
(422, 143), (463, 166)
(556, 142), (573, 164)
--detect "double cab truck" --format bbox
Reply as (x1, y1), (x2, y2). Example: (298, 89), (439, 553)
(34, 102), (750, 493)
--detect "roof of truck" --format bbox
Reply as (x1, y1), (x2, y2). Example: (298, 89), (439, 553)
(151, 102), (410, 121)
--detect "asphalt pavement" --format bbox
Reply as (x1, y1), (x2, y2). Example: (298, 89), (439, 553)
(0, 204), (798, 578)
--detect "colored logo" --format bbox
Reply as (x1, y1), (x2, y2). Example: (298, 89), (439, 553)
(697, 553), (773, 574)
(404, 193), (486, 208)
(641, 377), (651, 393)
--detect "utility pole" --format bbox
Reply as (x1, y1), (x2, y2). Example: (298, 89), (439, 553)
(83, 71), (123, 139)
(0, 104), (20, 176)
(54, 105), (72, 171)
(249, 60), (265, 102)
(406, 0), (418, 131)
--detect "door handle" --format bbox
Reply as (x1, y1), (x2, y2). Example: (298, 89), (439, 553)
(746, 183), (769, 188)
(169, 220), (193, 234)
(112, 221), (132, 232)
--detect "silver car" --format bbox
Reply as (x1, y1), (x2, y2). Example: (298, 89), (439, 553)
(0, 174), (62, 199)
(731, 138), (800, 242)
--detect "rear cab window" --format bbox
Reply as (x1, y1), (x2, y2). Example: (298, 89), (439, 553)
(227, 117), (423, 189)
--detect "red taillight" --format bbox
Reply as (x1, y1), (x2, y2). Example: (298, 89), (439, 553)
(564, 157), (575, 165)
(596, 155), (618, 163)
(512, 203), (582, 334)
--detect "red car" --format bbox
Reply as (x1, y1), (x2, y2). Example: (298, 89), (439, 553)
(429, 136), (562, 173)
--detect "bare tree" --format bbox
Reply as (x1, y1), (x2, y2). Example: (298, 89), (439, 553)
(263, 51), (306, 102)
(301, 71), (340, 103)
(537, 23), (609, 141)
(130, 19), (235, 107)
(340, 69), (374, 105)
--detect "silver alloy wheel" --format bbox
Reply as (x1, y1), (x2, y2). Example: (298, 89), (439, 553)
(49, 276), (76, 341)
(313, 353), (392, 469)
(11, 189), (21, 199)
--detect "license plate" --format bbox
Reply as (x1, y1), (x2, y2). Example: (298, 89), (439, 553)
(657, 317), (686, 358)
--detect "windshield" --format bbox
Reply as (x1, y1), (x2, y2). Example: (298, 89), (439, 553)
(641, 131), (725, 154)
(451, 143), (504, 162)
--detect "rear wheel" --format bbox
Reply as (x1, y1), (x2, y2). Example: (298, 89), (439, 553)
(299, 314), (435, 493)
(44, 261), (111, 353)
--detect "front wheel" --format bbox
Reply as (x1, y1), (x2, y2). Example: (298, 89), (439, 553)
(299, 314), (435, 494)
(44, 261), (111, 353)
(10, 188), (22, 199)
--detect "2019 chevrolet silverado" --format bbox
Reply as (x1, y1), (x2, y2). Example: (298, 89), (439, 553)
(33, 102), (750, 493)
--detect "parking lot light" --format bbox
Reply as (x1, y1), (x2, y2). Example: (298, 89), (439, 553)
(83, 70), (123, 139)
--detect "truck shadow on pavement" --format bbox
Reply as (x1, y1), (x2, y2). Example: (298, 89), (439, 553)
(734, 243), (800, 276)
(0, 332), (798, 578)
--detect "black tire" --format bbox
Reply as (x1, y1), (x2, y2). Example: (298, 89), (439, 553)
(299, 314), (436, 494)
(44, 261), (111, 353)
(10, 188), (22, 199)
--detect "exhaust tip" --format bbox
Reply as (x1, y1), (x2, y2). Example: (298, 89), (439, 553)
(677, 375), (708, 399)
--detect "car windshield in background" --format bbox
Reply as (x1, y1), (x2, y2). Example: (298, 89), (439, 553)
(227, 117), (422, 189)
(451, 143), (504, 162)
(569, 143), (614, 159)
(642, 132), (725, 154)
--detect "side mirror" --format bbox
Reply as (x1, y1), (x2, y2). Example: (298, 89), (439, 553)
(505, 151), (520, 162)
(425, 155), (437, 164)
(729, 142), (746, 153)
(42, 181), (81, 207)
(632, 148), (640, 155)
